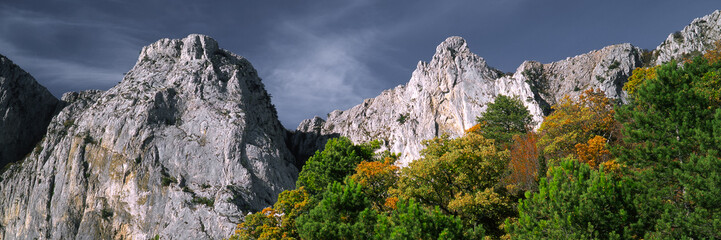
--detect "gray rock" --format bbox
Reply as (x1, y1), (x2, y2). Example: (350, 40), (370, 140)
(655, 10), (721, 65)
(0, 54), (60, 167)
(0, 34), (297, 239)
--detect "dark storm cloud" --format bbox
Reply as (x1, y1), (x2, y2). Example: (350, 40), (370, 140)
(0, 0), (719, 128)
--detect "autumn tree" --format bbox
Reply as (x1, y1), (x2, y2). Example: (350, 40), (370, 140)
(623, 66), (658, 97)
(504, 132), (540, 195)
(537, 89), (619, 164)
(575, 135), (611, 168)
(395, 132), (513, 237)
(349, 153), (400, 211)
(475, 95), (534, 145)
(230, 187), (311, 240)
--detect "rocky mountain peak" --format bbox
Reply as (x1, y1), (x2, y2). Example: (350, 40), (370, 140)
(0, 34), (296, 239)
(655, 10), (721, 64)
(138, 34), (220, 63)
(434, 36), (470, 57)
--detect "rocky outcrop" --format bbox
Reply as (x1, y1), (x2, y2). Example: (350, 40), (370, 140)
(0, 34), (298, 239)
(528, 43), (643, 105)
(655, 10), (721, 65)
(293, 37), (643, 166)
(0, 54), (60, 168)
(292, 37), (543, 165)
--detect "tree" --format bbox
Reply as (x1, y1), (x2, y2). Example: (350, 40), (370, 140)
(296, 180), (378, 240)
(538, 89), (619, 163)
(296, 137), (376, 195)
(349, 153), (400, 211)
(575, 135), (611, 168)
(229, 187), (311, 240)
(375, 199), (472, 240)
(475, 95), (534, 145)
(505, 132), (541, 195)
(623, 66), (658, 97)
(395, 132), (512, 237)
(617, 57), (721, 238)
(506, 158), (649, 239)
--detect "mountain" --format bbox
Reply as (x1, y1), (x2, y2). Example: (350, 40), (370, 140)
(0, 34), (298, 239)
(655, 10), (721, 65)
(0, 54), (60, 168)
(292, 10), (721, 166)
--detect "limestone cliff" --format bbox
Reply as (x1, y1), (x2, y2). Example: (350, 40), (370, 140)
(0, 34), (298, 239)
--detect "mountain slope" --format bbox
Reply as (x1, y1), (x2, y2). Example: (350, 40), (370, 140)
(0, 34), (298, 239)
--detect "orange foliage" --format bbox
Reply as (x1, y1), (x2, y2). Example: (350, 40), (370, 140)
(350, 157), (399, 211)
(703, 40), (721, 64)
(575, 135), (611, 168)
(465, 122), (483, 134)
(505, 132), (540, 193)
(384, 196), (399, 210)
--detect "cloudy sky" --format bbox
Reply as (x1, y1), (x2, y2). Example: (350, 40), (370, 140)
(1, 1), (718, 128)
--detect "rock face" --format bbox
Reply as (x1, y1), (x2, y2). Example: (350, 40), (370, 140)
(0, 54), (60, 167)
(292, 37), (642, 166)
(525, 43), (643, 106)
(0, 34), (298, 239)
(654, 10), (721, 65)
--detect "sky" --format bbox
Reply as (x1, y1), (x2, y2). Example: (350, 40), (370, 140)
(0, 1), (719, 128)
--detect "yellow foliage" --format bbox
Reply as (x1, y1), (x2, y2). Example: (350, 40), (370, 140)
(624, 66), (658, 96)
(600, 159), (623, 174)
(538, 89), (619, 161)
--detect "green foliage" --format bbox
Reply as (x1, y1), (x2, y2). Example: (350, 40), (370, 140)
(607, 60), (620, 70)
(396, 113), (409, 125)
(296, 180), (378, 240)
(296, 137), (375, 195)
(192, 196), (214, 208)
(615, 57), (721, 238)
(475, 95), (533, 145)
(375, 199), (471, 240)
(617, 58), (721, 181)
(395, 133), (513, 237)
(161, 176), (177, 186)
(101, 208), (113, 220)
(507, 158), (648, 239)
